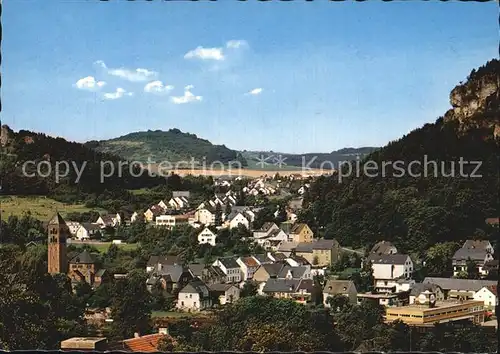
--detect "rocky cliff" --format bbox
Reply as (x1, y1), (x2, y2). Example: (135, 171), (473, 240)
(444, 59), (500, 138)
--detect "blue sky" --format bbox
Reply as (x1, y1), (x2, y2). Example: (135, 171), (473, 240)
(3, 1), (498, 154)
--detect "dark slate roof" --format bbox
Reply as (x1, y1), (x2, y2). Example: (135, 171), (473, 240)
(180, 279), (210, 298)
(209, 283), (236, 292)
(262, 278), (300, 293)
(259, 222), (277, 232)
(252, 254), (273, 264)
(462, 240), (493, 252)
(288, 255), (311, 265)
(296, 279), (314, 293)
(296, 239), (337, 252)
(187, 263), (206, 277)
(483, 259), (499, 270)
(48, 213), (66, 226)
(290, 223), (308, 234)
(367, 253), (410, 265)
(323, 280), (356, 295)
(370, 241), (397, 255)
(422, 277), (497, 292)
(452, 248), (488, 261)
(409, 282), (442, 296)
(260, 263), (286, 277)
(70, 250), (95, 264)
(278, 266), (308, 279)
(156, 265), (189, 283)
(217, 257), (239, 269)
(209, 265), (226, 277)
(271, 252), (287, 261)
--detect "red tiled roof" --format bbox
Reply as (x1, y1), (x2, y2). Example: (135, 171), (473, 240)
(242, 256), (259, 267)
(485, 217), (499, 225)
(486, 285), (498, 296)
(122, 333), (168, 352)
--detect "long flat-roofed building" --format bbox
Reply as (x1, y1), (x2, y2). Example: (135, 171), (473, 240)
(385, 300), (485, 327)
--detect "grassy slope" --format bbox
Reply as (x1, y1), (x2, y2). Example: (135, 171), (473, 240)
(0, 196), (106, 220)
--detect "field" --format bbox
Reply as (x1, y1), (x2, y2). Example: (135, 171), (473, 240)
(148, 165), (331, 178)
(69, 240), (139, 253)
(0, 196), (105, 221)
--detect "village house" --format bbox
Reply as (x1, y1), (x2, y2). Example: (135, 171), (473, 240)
(194, 205), (217, 226)
(130, 211), (140, 223)
(197, 227), (217, 246)
(146, 264), (194, 294)
(277, 265), (312, 280)
(75, 223), (101, 240)
(168, 196), (190, 210)
(261, 278), (313, 303)
(255, 228), (289, 251)
(228, 211), (252, 230)
(369, 241), (398, 256)
(409, 283), (445, 304)
(266, 252), (287, 263)
(253, 263), (286, 283)
(144, 205), (165, 223)
(236, 256), (261, 281)
(253, 253), (276, 264)
(286, 254), (311, 267)
(356, 293), (402, 307)
(374, 278), (416, 294)
(253, 222), (279, 239)
(95, 213), (120, 228)
(368, 254), (414, 281)
(323, 280), (358, 306)
(287, 223), (314, 243)
(176, 279), (212, 312)
(187, 263), (227, 285)
(155, 214), (189, 229)
(158, 200), (169, 211)
(212, 257), (242, 283)
(68, 250), (107, 289)
(452, 246), (494, 277)
(277, 241), (299, 257)
(146, 255), (182, 273)
(209, 283), (241, 305)
(295, 239), (341, 267)
(422, 277), (497, 301)
(473, 285), (497, 313)
(65, 221), (82, 236)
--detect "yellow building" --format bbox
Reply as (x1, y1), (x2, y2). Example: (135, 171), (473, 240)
(385, 300), (485, 327)
(289, 223), (314, 243)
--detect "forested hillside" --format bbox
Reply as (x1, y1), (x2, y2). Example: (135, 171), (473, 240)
(87, 128), (247, 166)
(300, 59), (500, 254)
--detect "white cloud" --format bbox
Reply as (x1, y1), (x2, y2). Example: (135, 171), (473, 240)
(94, 60), (157, 82)
(170, 86), (202, 104)
(226, 40), (248, 49)
(103, 88), (133, 100)
(144, 80), (174, 94)
(247, 88), (263, 96)
(184, 46), (225, 61)
(74, 76), (106, 91)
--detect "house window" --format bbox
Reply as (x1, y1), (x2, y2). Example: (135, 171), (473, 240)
(181, 301), (184, 306)
(189, 294), (192, 298)
(194, 302), (197, 307)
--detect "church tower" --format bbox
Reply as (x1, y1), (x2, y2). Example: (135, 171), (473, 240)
(47, 212), (69, 274)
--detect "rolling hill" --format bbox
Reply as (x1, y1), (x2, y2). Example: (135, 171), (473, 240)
(86, 129), (247, 166)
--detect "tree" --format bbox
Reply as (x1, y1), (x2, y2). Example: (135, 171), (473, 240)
(240, 281), (258, 297)
(224, 203), (232, 217)
(110, 271), (152, 339)
(423, 242), (460, 277)
(214, 203), (222, 227)
(465, 258), (480, 279)
(326, 294), (349, 313)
